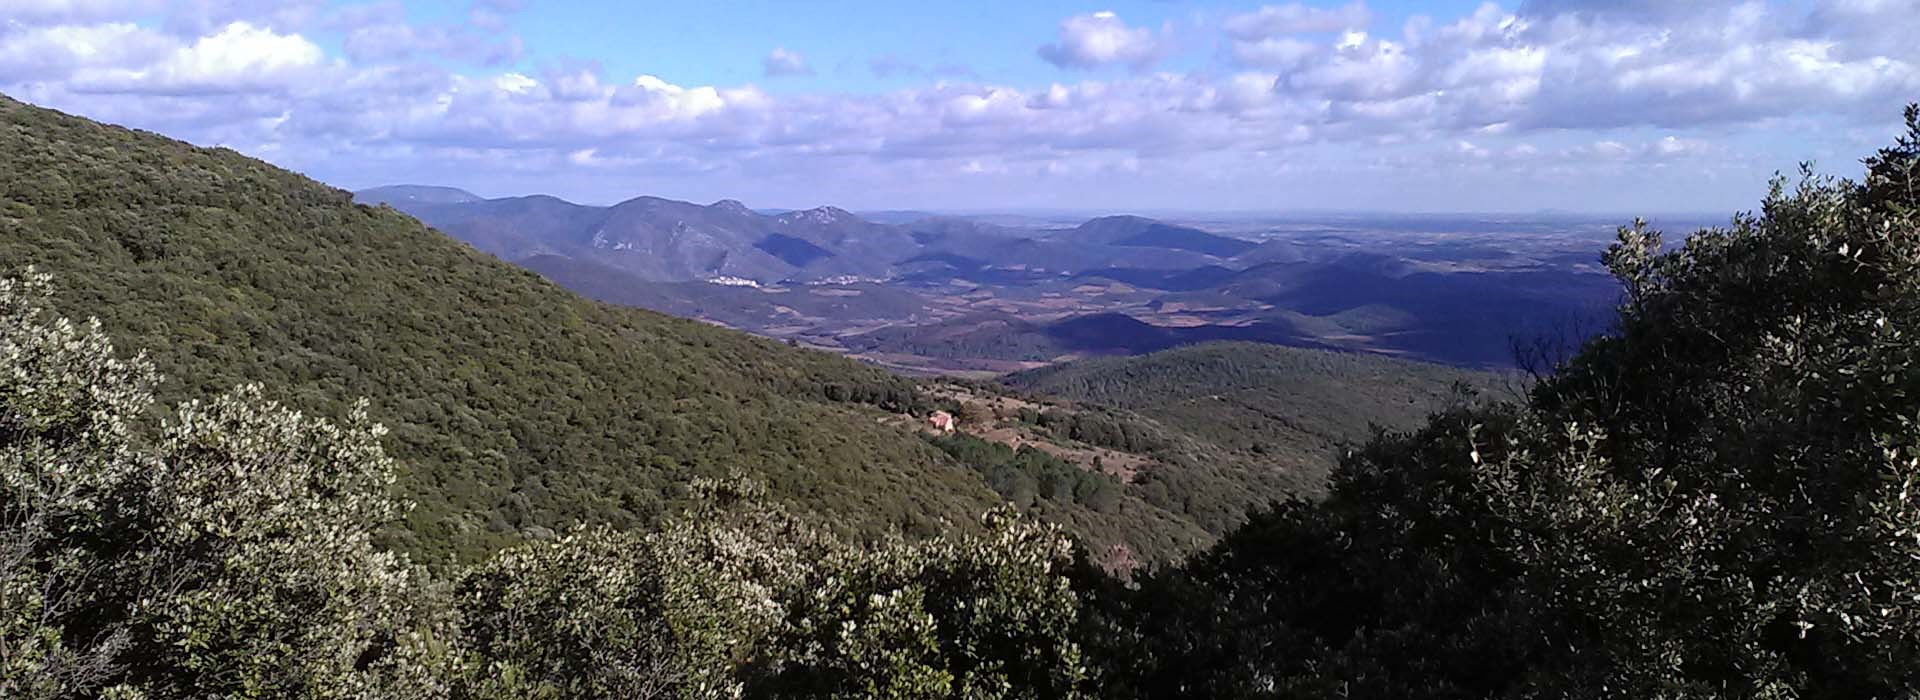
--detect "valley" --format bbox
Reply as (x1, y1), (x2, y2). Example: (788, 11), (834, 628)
(362, 185), (1709, 373)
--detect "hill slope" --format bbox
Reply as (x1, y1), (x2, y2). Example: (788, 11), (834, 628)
(842, 312), (1314, 363)
(0, 95), (1008, 562)
(1006, 342), (1506, 474)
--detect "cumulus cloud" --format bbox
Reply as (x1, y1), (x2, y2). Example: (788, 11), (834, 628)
(1234, 1), (1920, 132)
(146, 21), (327, 91)
(0, 0), (1914, 210)
(763, 47), (812, 77)
(1224, 2), (1373, 69)
(1039, 11), (1168, 70)
(0, 20), (330, 95)
(0, 22), (173, 82)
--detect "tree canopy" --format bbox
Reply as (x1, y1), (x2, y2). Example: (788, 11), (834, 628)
(1088, 105), (1920, 698)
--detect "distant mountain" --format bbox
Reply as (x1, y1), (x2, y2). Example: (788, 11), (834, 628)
(356, 184), (483, 205)
(364, 187), (1247, 285)
(389, 193), (606, 261)
(1113, 225), (1257, 257)
(1231, 238), (1307, 265)
(1235, 259), (1617, 365)
(1059, 215), (1258, 257)
(841, 312), (1313, 362)
(368, 189), (935, 283)
(358, 184), (1618, 370)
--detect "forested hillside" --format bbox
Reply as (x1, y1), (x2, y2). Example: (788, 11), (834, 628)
(1007, 341), (1504, 463)
(0, 95), (1005, 562)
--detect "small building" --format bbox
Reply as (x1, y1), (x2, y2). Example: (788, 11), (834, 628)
(927, 410), (956, 434)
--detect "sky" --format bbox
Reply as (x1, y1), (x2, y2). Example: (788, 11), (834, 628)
(2, 0), (1918, 214)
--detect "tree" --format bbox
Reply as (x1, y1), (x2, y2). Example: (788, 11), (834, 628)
(0, 270), (433, 699)
(1096, 104), (1920, 698)
(452, 479), (1091, 700)
(1863, 103), (1920, 214)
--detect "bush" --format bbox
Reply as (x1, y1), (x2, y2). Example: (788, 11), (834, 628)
(0, 270), (431, 698)
(1, 272), (1090, 699)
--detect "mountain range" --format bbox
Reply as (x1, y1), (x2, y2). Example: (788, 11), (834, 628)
(358, 185), (1246, 285)
(360, 185), (1624, 368)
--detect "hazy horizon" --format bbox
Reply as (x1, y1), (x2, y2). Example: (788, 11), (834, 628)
(356, 181), (1738, 222)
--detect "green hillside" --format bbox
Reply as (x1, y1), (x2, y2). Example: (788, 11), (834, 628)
(0, 94), (1526, 571)
(1006, 341), (1505, 487)
(0, 95), (1007, 562)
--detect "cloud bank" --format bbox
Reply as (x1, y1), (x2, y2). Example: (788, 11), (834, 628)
(2, 0), (1916, 211)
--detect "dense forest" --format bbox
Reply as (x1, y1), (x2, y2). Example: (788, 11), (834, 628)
(6, 93), (1920, 697)
(1006, 341), (1504, 472)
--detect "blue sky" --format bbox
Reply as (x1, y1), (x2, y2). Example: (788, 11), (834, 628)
(498, 1), (1480, 94)
(3, 1), (1917, 214)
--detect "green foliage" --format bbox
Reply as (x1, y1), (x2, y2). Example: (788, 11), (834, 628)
(1090, 105), (1920, 698)
(756, 507), (1089, 699)
(22, 86), (1920, 697)
(1008, 341), (1501, 459)
(0, 270), (430, 699)
(1005, 342), (1501, 535)
(927, 434), (1122, 513)
(1030, 408), (1170, 455)
(1, 272), (1088, 698)
(1863, 103), (1919, 214)
(432, 482), (1093, 700)
(0, 94), (996, 563)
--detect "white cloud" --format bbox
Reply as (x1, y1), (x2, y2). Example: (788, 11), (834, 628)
(156, 21), (324, 86)
(2, 20), (330, 96)
(0, 0), (1913, 211)
(1039, 11), (1168, 70)
(493, 72), (536, 94)
(762, 47), (812, 77)
(1234, 1), (1920, 132)
(0, 22), (172, 82)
